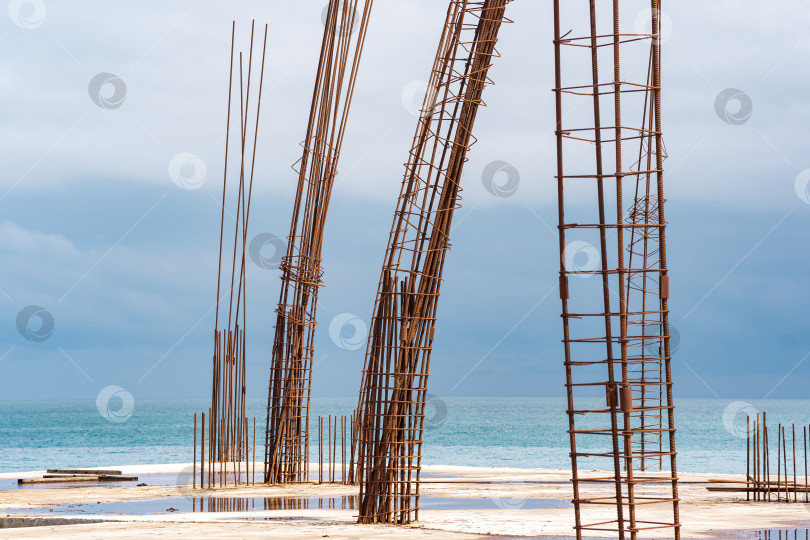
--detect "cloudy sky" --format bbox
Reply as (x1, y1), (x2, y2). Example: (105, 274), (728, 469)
(0, 0), (808, 406)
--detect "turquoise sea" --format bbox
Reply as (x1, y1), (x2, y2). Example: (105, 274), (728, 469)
(1, 397), (808, 474)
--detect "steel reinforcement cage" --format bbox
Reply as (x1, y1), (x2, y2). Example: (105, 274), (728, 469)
(354, 0), (511, 525)
(552, 0), (680, 538)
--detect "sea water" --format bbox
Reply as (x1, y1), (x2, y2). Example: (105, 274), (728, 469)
(0, 397), (808, 474)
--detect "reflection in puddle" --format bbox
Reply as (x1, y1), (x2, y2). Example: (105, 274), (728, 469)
(749, 531), (810, 540)
(1, 497), (356, 516)
(192, 495), (358, 512)
(3, 495), (570, 515)
(193, 495), (570, 512)
(1, 471), (454, 491)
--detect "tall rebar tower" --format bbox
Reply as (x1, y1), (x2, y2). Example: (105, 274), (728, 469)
(552, 1), (679, 538)
(264, 0), (374, 484)
(355, 0), (511, 525)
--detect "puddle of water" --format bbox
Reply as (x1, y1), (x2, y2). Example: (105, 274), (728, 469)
(0, 470), (455, 491)
(702, 531), (810, 540)
(2, 494), (570, 515)
(742, 531), (810, 540)
(1, 496), (328, 516)
(487, 537), (611, 540)
(424, 497), (571, 510)
(223, 516), (320, 522)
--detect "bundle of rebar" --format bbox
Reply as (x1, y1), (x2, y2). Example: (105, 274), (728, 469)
(264, 0), (374, 484)
(208, 21), (268, 486)
(316, 413), (356, 484)
(731, 413), (810, 502)
(354, 0), (511, 525)
(192, 414), (257, 488)
(552, 1), (679, 538)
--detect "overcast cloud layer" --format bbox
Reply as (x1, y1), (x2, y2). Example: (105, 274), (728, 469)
(1, 1), (809, 405)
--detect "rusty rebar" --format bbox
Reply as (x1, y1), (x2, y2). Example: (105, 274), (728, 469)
(552, 1), (679, 537)
(207, 21), (268, 489)
(354, 0), (512, 525)
(264, 0), (375, 485)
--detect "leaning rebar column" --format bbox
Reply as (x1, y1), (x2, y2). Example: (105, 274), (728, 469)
(355, 0), (511, 525)
(264, 0), (374, 484)
(552, 0), (679, 538)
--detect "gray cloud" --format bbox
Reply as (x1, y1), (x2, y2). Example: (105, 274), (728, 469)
(1, 1), (809, 400)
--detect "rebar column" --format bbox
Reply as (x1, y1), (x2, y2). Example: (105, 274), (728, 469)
(552, 0), (679, 538)
(264, 0), (374, 484)
(355, 0), (511, 525)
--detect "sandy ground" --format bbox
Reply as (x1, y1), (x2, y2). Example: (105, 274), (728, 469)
(1, 463), (809, 539)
